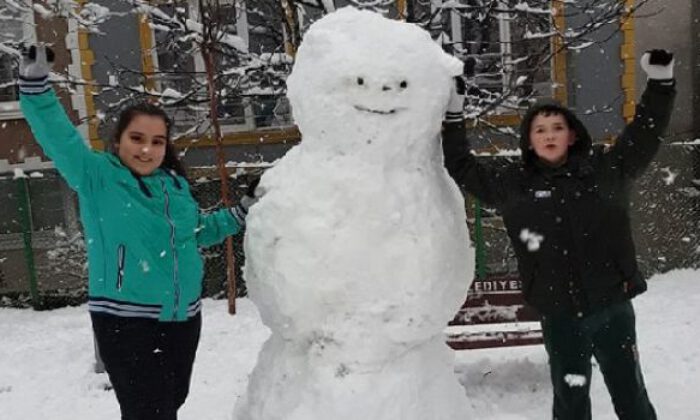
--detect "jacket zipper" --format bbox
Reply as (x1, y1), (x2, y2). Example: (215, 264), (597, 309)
(116, 244), (126, 290)
(161, 179), (180, 320)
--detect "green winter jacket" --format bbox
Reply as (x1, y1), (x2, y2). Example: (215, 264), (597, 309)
(20, 90), (242, 321)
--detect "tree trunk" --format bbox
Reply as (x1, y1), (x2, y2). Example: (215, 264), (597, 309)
(202, 44), (238, 315)
(280, 0), (301, 55)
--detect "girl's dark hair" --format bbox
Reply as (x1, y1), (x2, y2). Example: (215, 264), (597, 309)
(111, 103), (187, 177)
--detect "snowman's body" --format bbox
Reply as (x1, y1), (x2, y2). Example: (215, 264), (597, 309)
(236, 8), (475, 420)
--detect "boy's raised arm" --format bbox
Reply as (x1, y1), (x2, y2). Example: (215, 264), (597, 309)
(608, 50), (677, 178)
(442, 77), (506, 207)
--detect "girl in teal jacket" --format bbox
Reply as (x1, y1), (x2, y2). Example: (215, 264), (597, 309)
(19, 45), (253, 419)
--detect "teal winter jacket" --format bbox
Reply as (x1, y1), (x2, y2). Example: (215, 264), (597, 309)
(21, 90), (242, 321)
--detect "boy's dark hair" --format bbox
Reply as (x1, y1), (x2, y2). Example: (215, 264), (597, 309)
(111, 103), (187, 177)
(527, 105), (577, 131)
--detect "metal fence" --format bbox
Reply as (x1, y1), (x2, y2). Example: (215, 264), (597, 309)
(0, 167), (264, 308)
(0, 171), (85, 308)
(187, 168), (268, 299)
(1, 143), (698, 309)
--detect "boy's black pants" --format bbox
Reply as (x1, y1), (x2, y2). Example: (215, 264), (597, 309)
(91, 312), (202, 420)
(541, 300), (656, 420)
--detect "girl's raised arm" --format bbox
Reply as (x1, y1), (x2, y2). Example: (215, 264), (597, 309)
(19, 45), (105, 193)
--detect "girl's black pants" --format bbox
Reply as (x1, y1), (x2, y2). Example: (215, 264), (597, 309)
(91, 312), (202, 420)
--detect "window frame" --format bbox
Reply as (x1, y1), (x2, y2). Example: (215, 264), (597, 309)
(0, 2), (36, 121)
(441, 0), (556, 118)
(148, 0), (259, 133)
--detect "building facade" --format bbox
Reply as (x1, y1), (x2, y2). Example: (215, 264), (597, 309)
(1, 0), (698, 301)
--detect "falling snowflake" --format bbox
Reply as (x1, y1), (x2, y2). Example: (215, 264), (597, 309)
(520, 229), (544, 252)
(564, 374), (587, 387)
(660, 167), (677, 186)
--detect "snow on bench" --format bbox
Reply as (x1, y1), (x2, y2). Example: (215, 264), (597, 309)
(446, 273), (543, 350)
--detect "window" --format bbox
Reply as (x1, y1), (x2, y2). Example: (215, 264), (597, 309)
(148, 0), (291, 135)
(0, 9), (24, 103)
(439, 0), (553, 115)
(0, 2), (35, 119)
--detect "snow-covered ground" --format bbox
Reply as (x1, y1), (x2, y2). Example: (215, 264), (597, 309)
(0, 269), (697, 419)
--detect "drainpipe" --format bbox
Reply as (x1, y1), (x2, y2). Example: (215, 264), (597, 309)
(693, 0), (700, 139)
(474, 199), (486, 280)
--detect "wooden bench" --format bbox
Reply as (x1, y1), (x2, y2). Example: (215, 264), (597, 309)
(446, 273), (543, 350)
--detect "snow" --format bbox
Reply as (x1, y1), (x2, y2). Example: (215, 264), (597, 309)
(474, 148), (522, 157)
(78, 3), (112, 25)
(239, 7), (472, 420)
(660, 167), (677, 185)
(320, 0), (336, 13)
(519, 228), (544, 252)
(32, 3), (53, 20)
(669, 139), (700, 146)
(512, 2), (552, 15)
(568, 41), (596, 51)
(564, 374), (587, 387)
(0, 269), (698, 419)
(13, 168), (29, 179)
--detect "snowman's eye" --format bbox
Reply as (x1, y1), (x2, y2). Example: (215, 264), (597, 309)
(357, 77), (364, 86)
(399, 80), (408, 89)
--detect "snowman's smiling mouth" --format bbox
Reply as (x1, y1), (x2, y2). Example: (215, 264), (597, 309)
(353, 105), (399, 115)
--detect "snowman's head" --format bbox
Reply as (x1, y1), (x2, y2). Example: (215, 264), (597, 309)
(287, 7), (463, 158)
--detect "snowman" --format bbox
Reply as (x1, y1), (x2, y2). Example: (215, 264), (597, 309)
(235, 7), (475, 420)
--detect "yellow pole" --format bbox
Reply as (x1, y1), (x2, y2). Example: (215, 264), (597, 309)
(551, 0), (568, 105)
(620, 0), (637, 123)
(138, 13), (157, 93)
(76, 0), (101, 149)
(396, 0), (406, 20)
(280, 0), (299, 57)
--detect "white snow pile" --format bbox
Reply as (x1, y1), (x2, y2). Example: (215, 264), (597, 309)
(237, 7), (474, 420)
(1, 270), (700, 418)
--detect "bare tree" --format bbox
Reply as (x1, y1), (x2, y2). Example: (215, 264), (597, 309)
(268, 0), (655, 130)
(0, 0), (667, 307)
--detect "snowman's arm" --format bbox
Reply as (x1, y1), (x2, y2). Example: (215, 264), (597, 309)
(196, 208), (243, 248)
(442, 119), (505, 207)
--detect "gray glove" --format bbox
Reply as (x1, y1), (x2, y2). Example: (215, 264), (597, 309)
(640, 49), (674, 81)
(445, 76), (465, 123)
(230, 177), (261, 226)
(19, 44), (54, 95)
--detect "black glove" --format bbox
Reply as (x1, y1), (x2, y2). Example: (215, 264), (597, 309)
(641, 49), (674, 80)
(231, 176), (262, 226)
(19, 44), (54, 95)
(245, 176), (260, 198)
(446, 76), (465, 122)
(647, 49), (673, 66)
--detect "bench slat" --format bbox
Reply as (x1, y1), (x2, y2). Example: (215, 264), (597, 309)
(447, 329), (544, 350)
